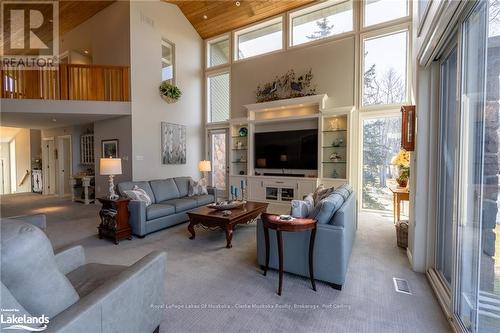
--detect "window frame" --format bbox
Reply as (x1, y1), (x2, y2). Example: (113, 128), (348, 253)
(361, 0), (410, 30)
(206, 68), (231, 124)
(161, 38), (175, 84)
(359, 23), (411, 111)
(206, 33), (231, 70)
(233, 16), (284, 62)
(288, 0), (355, 49)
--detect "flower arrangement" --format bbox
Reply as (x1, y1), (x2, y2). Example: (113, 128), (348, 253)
(391, 149), (410, 188)
(159, 81), (182, 103)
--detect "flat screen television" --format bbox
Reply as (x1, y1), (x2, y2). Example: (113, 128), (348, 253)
(254, 129), (318, 170)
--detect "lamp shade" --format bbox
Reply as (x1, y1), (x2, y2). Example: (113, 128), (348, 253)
(100, 158), (122, 175)
(198, 160), (211, 172)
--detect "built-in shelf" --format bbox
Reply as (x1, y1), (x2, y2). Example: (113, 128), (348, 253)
(322, 146), (347, 148)
(232, 136), (248, 138)
(322, 129), (347, 132)
(321, 114), (349, 180)
(232, 148), (247, 150)
(232, 161), (247, 163)
(322, 161), (347, 164)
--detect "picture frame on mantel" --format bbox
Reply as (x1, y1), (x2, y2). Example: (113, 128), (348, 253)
(102, 139), (119, 158)
(401, 105), (416, 151)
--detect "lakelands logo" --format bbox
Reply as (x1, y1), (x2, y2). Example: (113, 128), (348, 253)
(0, 0), (59, 69)
(1, 310), (49, 331)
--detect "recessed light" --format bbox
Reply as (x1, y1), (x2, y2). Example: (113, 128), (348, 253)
(51, 118), (57, 122)
(84, 50), (89, 54)
(235, 1), (241, 6)
(203, 15), (208, 19)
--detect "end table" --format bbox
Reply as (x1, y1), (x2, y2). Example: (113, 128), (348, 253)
(261, 213), (317, 296)
(97, 197), (132, 245)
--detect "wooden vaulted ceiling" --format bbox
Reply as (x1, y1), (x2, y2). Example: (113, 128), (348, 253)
(166, 0), (316, 39)
(58, 0), (116, 36)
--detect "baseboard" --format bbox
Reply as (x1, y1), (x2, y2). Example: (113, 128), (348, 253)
(406, 247), (413, 266)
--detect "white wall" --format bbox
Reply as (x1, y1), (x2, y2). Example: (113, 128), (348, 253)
(94, 116), (133, 197)
(0, 143), (11, 194)
(60, 1), (130, 66)
(13, 129), (31, 193)
(130, 1), (204, 181)
(231, 37), (356, 118)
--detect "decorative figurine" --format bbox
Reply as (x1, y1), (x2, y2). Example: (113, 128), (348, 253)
(332, 138), (344, 147)
(329, 152), (341, 162)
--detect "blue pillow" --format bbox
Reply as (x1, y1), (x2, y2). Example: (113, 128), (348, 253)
(308, 193), (344, 224)
(334, 184), (352, 200)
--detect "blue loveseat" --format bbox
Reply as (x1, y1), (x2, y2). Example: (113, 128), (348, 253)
(117, 177), (216, 237)
(256, 188), (357, 290)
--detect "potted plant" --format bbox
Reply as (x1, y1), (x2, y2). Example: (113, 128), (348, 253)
(391, 149), (410, 188)
(159, 81), (181, 103)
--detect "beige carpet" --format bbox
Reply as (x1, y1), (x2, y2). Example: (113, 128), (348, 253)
(1, 193), (450, 333)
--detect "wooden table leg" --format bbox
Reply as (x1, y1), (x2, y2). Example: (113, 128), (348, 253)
(225, 225), (233, 248)
(188, 221), (196, 240)
(396, 195), (401, 223)
(277, 230), (283, 296)
(263, 226), (270, 276)
(393, 193), (397, 224)
(308, 227), (317, 292)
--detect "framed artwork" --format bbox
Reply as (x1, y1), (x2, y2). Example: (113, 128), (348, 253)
(102, 139), (119, 158)
(161, 122), (186, 164)
(401, 105), (416, 151)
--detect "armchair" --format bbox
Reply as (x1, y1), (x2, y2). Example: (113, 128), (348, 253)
(1, 215), (166, 333)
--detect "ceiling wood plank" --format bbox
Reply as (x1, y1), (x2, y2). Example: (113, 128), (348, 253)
(166, 0), (316, 39)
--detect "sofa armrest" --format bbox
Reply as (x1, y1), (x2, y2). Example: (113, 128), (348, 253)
(128, 200), (147, 236)
(54, 245), (86, 275)
(45, 251), (167, 333)
(8, 214), (46, 231)
(207, 186), (217, 202)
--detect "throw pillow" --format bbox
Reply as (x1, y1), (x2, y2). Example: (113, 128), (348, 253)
(312, 184), (325, 203)
(290, 197), (313, 218)
(123, 185), (152, 206)
(308, 193), (344, 224)
(0, 219), (79, 318)
(314, 187), (335, 205)
(188, 179), (208, 196)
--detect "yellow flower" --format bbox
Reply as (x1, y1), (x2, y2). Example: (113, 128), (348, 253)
(391, 149), (410, 167)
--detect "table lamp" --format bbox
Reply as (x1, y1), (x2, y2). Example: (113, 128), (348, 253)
(198, 160), (211, 185)
(100, 158), (122, 200)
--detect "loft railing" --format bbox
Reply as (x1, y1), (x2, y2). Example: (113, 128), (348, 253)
(0, 64), (130, 102)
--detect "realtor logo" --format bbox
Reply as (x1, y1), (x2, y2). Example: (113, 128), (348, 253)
(0, 311), (49, 331)
(1, 1), (59, 67)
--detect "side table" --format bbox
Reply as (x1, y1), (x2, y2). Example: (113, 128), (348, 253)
(261, 213), (317, 296)
(97, 197), (132, 244)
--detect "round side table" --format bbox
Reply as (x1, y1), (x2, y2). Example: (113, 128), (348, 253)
(261, 213), (317, 296)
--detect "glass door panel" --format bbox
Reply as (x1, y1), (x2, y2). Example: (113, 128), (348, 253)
(436, 45), (458, 288)
(209, 129), (229, 199)
(361, 115), (401, 211)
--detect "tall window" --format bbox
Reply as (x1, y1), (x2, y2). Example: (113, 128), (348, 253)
(363, 0), (408, 27)
(235, 18), (282, 60)
(207, 72), (230, 123)
(161, 39), (175, 83)
(207, 35), (229, 68)
(362, 29), (408, 107)
(362, 115), (401, 211)
(290, 0), (353, 47)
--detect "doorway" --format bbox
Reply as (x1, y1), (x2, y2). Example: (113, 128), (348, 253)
(42, 138), (56, 195)
(360, 113), (402, 212)
(58, 136), (72, 196)
(208, 128), (229, 199)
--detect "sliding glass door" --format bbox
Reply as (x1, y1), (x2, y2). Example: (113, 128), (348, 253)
(431, 1), (500, 331)
(436, 45), (458, 288)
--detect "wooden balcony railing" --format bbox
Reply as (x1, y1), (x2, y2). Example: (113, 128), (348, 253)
(0, 64), (130, 102)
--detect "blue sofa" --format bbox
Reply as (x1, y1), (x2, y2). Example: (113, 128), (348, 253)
(256, 190), (357, 290)
(117, 177), (216, 237)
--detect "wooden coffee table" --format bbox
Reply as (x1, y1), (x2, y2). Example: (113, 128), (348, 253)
(187, 201), (268, 248)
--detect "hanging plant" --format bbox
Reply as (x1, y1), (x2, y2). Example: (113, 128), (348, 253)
(159, 81), (182, 103)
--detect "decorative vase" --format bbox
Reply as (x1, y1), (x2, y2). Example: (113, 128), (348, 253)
(161, 95), (177, 104)
(396, 179), (408, 188)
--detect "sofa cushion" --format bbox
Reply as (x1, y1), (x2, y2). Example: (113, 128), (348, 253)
(66, 263), (126, 298)
(308, 193), (344, 224)
(334, 184), (353, 200)
(146, 204), (175, 220)
(174, 177), (192, 197)
(118, 181), (156, 204)
(150, 179), (180, 202)
(188, 178), (208, 196)
(190, 194), (215, 206)
(162, 198), (198, 213)
(0, 219), (79, 318)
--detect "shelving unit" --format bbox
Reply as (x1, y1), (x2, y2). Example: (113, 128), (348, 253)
(230, 123), (249, 176)
(320, 114), (349, 181)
